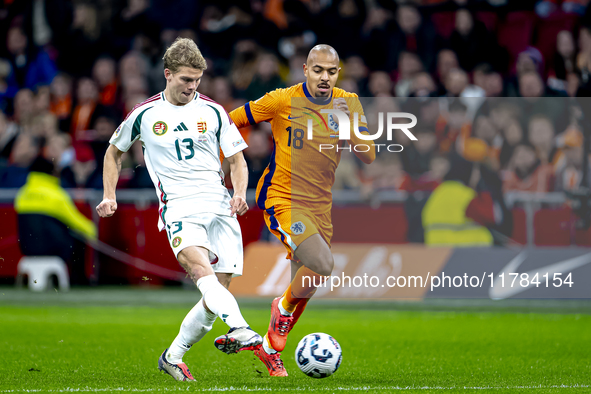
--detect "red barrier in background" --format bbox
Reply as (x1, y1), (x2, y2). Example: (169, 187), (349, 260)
(332, 206), (408, 243)
(0, 205), (21, 279)
(1, 203), (590, 282)
(0, 203), (266, 283)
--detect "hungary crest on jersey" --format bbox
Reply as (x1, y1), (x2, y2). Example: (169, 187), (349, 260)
(153, 121), (167, 136)
(197, 118), (208, 134)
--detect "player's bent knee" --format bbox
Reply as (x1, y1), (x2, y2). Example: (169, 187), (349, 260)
(296, 234), (334, 276)
(177, 246), (215, 281)
(306, 251), (333, 277)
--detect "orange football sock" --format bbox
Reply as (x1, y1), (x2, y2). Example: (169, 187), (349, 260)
(281, 266), (326, 313)
(293, 295), (310, 320)
(281, 283), (302, 313)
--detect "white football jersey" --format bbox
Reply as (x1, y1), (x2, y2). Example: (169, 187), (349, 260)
(110, 91), (248, 231)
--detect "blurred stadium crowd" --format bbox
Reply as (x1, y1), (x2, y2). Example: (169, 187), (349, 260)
(1, 0), (591, 195)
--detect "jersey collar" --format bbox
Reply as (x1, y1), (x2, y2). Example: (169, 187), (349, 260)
(161, 91), (199, 105)
(303, 82), (332, 105)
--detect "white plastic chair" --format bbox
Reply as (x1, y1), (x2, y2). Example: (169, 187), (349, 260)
(16, 256), (70, 292)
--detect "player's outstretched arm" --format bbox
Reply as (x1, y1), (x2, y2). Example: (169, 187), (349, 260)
(96, 144), (124, 218)
(226, 151), (249, 216)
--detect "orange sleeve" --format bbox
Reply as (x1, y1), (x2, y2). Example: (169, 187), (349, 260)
(229, 106), (251, 129)
(229, 89), (283, 128)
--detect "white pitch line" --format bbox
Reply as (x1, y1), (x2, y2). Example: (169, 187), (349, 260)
(1, 385), (590, 393)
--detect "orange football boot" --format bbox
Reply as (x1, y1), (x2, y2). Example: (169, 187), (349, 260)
(253, 345), (288, 377)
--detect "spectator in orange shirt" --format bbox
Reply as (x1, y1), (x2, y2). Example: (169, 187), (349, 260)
(528, 114), (559, 166)
(435, 99), (471, 153)
(92, 56), (119, 107)
(473, 115), (503, 170)
(555, 127), (591, 191)
(69, 77), (98, 140)
(503, 143), (554, 192)
(49, 74), (73, 131)
(499, 117), (525, 169)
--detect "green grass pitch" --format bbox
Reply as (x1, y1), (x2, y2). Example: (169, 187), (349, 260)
(1, 289), (590, 393)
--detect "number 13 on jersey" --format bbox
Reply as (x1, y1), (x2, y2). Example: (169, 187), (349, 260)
(175, 138), (195, 160)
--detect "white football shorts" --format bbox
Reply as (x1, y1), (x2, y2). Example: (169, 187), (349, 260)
(165, 212), (243, 277)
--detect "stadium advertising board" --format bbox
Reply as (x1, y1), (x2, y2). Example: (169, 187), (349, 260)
(233, 243), (591, 299)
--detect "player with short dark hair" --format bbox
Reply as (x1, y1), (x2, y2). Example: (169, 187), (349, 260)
(230, 44), (375, 376)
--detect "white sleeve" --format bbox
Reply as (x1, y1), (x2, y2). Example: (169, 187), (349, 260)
(109, 106), (146, 152)
(219, 106), (248, 157)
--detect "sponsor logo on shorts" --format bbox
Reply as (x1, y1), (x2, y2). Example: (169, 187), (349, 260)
(232, 139), (244, 147)
(172, 236), (182, 248)
(153, 121), (168, 136)
(291, 221), (306, 235)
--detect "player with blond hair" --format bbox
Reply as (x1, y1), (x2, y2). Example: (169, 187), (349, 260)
(230, 44), (375, 376)
(97, 37), (262, 381)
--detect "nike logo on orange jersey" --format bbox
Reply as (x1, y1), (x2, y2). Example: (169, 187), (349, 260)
(287, 115), (302, 120)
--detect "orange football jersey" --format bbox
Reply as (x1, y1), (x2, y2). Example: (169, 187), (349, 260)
(230, 82), (368, 214)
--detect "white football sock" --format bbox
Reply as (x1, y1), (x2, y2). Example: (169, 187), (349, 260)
(167, 298), (216, 364)
(263, 334), (277, 355)
(196, 274), (248, 329)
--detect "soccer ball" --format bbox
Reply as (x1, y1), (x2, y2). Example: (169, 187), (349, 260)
(295, 333), (342, 378)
